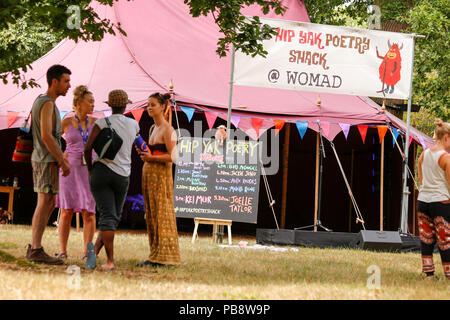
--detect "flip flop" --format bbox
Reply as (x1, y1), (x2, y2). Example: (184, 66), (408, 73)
(136, 260), (152, 267)
(136, 260), (164, 267)
(101, 264), (115, 271)
(84, 242), (96, 270)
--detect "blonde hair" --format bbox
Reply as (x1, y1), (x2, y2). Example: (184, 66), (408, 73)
(433, 119), (450, 141)
(73, 85), (92, 109)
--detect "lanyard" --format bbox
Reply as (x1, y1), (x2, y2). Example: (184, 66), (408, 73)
(75, 114), (89, 145)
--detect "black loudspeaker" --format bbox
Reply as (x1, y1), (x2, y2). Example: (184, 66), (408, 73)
(356, 230), (402, 252)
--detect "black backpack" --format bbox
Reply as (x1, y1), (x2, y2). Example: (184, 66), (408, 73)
(93, 117), (123, 160)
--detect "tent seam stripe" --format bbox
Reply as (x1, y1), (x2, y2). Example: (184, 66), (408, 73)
(113, 4), (167, 93)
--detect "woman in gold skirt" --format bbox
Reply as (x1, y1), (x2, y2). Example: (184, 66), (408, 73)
(136, 92), (181, 267)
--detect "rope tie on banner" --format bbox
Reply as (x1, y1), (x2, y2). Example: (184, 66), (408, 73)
(329, 141), (366, 230)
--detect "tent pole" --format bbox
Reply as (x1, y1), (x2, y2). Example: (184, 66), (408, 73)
(280, 123), (291, 229)
(400, 36), (418, 234)
(348, 149), (355, 232)
(314, 132), (320, 232)
(226, 45), (236, 134)
(412, 142), (417, 235)
(380, 138), (385, 231)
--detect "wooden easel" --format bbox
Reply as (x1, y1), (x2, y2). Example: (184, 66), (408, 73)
(191, 218), (232, 245)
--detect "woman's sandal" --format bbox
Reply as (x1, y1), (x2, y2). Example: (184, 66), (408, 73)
(55, 252), (68, 260)
(101, 264), (115, 271)
(136, 260), (164, 267)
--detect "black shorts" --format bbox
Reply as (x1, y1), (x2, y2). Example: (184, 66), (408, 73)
(89, 162), (129, 231)
(417, 200), (450, 220)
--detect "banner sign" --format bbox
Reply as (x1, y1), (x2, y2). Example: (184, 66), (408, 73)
(234, 18), (414, 99)
(174, 138), (261, 223)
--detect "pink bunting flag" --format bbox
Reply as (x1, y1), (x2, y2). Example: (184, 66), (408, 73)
(339, 123), (351, 140)
(205, 111), (218, 130)
(419, 137), (427, 150)
(231, 115), (241, 129)
(320, 122), (330, 139)
(103, 110), (112, 117)
(377, 126), (388, 144)
(251, 118), (264, 138)
(131, 108), (145, 123)
(357, 125), (368, 144)
(7, 112), (19, 128)
(273, 120), (285, 136)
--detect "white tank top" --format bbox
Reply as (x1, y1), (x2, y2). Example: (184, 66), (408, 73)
(418, 149), (450, 203)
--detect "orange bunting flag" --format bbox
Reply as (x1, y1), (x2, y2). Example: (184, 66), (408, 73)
(377, 126), (388, 143)
(7, 112), (19, 128)
(357, 125), (368, 144)
(131, 108), (145, 124)
(273, 120), (285, 135)
(251, 118), (264, 137)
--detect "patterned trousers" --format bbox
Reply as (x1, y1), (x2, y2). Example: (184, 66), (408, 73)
(417, 200), (450, 279)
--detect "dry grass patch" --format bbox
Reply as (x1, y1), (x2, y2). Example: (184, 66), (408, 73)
(0, 224), (448, 299)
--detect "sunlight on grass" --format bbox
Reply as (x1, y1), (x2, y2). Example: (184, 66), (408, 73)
(0, 224), (448, 299)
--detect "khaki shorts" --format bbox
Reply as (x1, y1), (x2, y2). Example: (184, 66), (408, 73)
(32, 161), (59, 194)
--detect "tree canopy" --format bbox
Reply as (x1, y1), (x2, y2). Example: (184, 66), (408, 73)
(0, 0), (286, 88)
(0, 0), (447, 120)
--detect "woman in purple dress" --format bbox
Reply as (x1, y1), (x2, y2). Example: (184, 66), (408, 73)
(55, 85), (96, 260)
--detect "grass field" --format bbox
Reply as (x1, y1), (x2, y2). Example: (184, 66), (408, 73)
(0, 224), (448, 300)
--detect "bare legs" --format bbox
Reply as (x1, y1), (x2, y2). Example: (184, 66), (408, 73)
(94, 230), (115, 269)
(31, 193), (56, 249)
(57, 209), (96, 256)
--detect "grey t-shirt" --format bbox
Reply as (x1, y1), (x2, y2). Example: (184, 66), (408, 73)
(94, 114), (140, 177)
(31, 94), (62, 163)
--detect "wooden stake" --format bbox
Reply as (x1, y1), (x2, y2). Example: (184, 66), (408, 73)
(76, 212), (80, 232)
(280, 123), (291, 229)
(380, 138), (385, 231)
(314, 132), (320, 232)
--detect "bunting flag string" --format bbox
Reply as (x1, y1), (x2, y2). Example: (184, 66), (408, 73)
(109, 102), (432, 146)
(130, 108), (145, 124)
(357, 125), (368, 144)
(321, 121), (330, 139)
(180, 106), (195, 122)
(251, 118), (264, 138)
(273, 120), (285, 136)
(377, 126), (388, 143)
(205, 111), (218, 130)
(418, 136), (427, 150)
(7, 111), (19, 128)
(59, 111), (68, 120)
(295, 121), (308, 139)
(392, 128), (399, 147)
(339, 123), (351, 140)
(231, 115), (241, 129)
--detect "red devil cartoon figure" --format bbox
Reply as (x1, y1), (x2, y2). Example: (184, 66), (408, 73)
(376, 41), (403, 95)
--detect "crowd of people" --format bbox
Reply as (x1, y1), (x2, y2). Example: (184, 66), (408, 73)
(23, 64), (449, 279)
(25, 64), (180, 270)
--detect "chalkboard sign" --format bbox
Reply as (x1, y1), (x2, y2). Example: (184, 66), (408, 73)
(174, 137), (261, 223)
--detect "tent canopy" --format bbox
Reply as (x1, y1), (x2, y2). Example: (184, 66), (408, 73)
(0, 0), (432, 147)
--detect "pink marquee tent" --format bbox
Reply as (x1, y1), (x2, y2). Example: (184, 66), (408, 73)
(0, 0), (432, 147)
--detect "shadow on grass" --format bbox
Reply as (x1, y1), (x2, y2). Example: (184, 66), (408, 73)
(0, 248), (38, 269)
